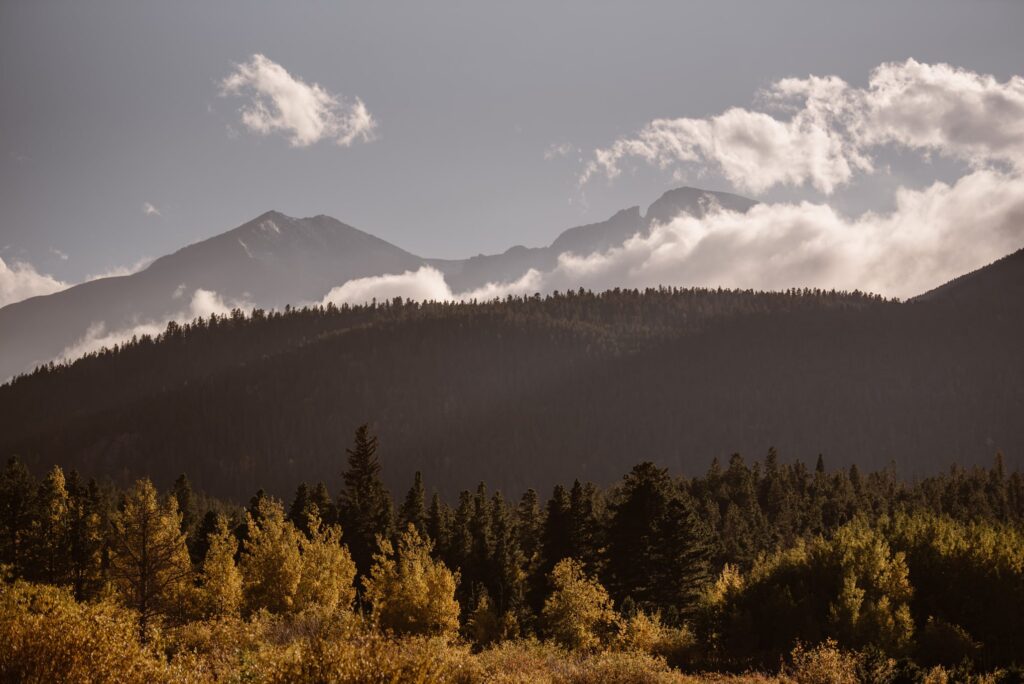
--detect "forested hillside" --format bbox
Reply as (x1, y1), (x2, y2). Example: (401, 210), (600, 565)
(1, 248), (1022, 501)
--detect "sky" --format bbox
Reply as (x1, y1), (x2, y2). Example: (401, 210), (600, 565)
(1, 0), (1023, 301)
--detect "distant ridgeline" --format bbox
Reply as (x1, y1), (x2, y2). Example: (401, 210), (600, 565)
(1, 250), (1023, 502)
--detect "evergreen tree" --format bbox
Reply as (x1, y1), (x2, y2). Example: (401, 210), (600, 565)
(172, 473), (196, 539)
(65, 473), (104, 600)
(489, 492), (526, 629)
(427, 492), (451, 551)
(288, 482), (312, 534)
(337, 424), (394, 578)
(108, 479), (193, 641)
(515, 488), (544, 567)
(28, 466), (70, 586)
(399, 471), (427, 537)
(0, 456), (35, 574)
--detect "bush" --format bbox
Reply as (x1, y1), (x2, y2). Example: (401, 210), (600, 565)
(0, 580), (168, 683)
(783, 639), (860, 684)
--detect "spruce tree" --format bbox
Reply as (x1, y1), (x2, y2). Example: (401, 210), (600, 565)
(28, 465), (71, 585)
(65, 473), (104, 600)
(337, 424), (394, 578)
(427, 492), (451, 551)
(0, 456), (35, 573)
(399, 471), (427, 537)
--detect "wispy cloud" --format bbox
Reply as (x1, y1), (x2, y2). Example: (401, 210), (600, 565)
(580, 60), (1024, 194)
(50, 248), (69, 262)
(59, 288), (251, 362)
(0, 257), (68, 307)
(544, 142), (575, 160)
(143, 202), (161, 217)
(85, 257), (153, 282)
(220, 54), (377, 147)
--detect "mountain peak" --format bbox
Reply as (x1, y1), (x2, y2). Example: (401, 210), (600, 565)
(645, 186), (757, 225)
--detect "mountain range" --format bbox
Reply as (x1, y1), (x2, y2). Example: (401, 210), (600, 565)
(0, 187), (755, 383)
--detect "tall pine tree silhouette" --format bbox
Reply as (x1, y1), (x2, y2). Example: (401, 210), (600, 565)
(338, 424), (394, 578)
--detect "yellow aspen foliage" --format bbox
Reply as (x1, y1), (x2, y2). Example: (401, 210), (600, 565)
(108, 478), (193, 642)
(542, 558), (618, 651)
(199, 514), (243, 618)
(0, 580), (168, 683)
(241, 497), (302, 614)
(362, 523), (461, 639)
(294, 508), (357, 614)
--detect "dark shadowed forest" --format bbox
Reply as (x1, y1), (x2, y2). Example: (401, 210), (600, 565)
(1, 247), (1022, 501)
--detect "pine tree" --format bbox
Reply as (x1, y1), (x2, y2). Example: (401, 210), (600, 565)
(337, 424), (394, 578)
(515, 489), (544, 566)
(65, 473), (104, 600)
(399, 471), (427, 537)
(427, 492), (451, 552)
(108, 478), (193, 641)
(489, 491), (526, 630)
(569, 480), (604, 572)
(0, 456), (35, 574)
(288, 482), (312, 534)
(172, 473), (196, 539)
(28, 465), (71, 585)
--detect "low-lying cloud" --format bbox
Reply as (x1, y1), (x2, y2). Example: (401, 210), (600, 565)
(221, 54), (377, 147)
(320, 168), (1024, 304)
(59, 288), (250, 362)
(0, 257), (68, 307)
(580, 60), (1024, 194)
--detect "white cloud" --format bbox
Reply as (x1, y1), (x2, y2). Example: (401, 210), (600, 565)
(0, 257), (68, 307)
(85, 257), (153, 282)
(316, 168), (1024, 304)
(321, 267), (454, 306)
(143, 202), (161, 217)
(58, 288), (251, 362)
(581, 59), (1024, 194)
(221, 54), (377, 147)
(51, 248), (69, 261)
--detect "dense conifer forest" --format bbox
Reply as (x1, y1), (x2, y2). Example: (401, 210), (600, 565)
(2, 248), (1022, 500)
(2, 424), (1023, 682)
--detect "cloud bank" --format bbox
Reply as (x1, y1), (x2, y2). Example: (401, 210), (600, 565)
(221, 54), (377, 147)
(323, 61), (1024, 304)
(0, 257), (68, 307)
(59, 288), (250, 362)
(580, 60), (1024, 194)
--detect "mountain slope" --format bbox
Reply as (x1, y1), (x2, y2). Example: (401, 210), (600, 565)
(0, 187), (752, 382)
(1, 249), (1020, 500)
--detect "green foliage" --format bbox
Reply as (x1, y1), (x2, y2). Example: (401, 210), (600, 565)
(338, 424), (395, 578)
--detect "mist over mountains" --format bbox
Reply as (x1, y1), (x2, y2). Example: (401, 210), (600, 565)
(0, 187), (753, 382)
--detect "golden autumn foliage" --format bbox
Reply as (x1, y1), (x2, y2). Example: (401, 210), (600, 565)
(0, 579), (168, 683)
(542, 558), (618, 651)
(363, 523), (461, 639)
(198, 514), (243, 618)
(241, 497), (303, 614)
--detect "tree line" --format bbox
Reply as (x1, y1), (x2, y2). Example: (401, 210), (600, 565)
(3, 425), (1022, 679)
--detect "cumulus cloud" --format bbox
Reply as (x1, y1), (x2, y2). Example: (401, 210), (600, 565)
(221, 54), (377, 147)
(0, 257), (68, 307)
(143, 202), (161, 217)
(318, 168), (1024, 304)
(58, 288), (250, 362)
(581, 60), (1024, 194)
